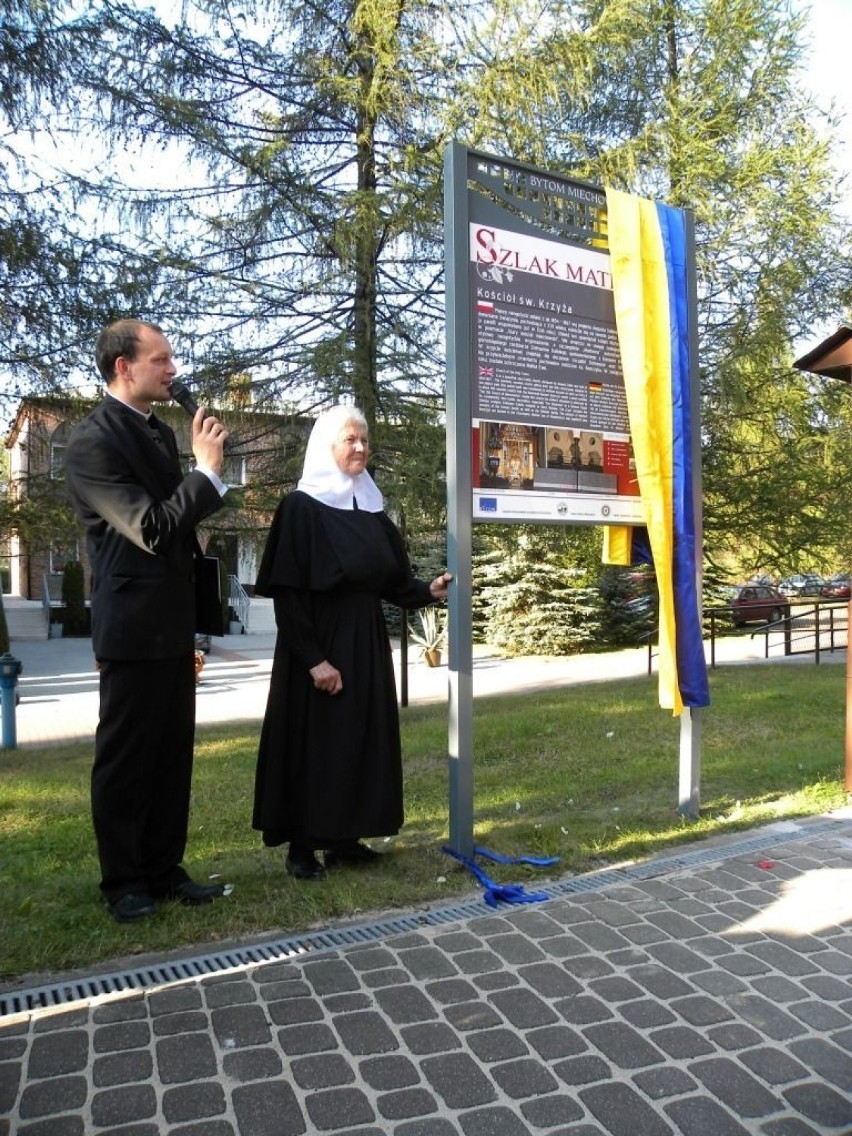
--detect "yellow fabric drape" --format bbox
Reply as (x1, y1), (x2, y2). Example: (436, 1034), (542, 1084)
(602, 526), (632, 566)
(606, 188), (681, 714)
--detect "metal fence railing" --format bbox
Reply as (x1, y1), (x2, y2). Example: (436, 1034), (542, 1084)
(642, 600), (849, 672)
(705, 600), (848, 666)
(228, 574), (251, 630)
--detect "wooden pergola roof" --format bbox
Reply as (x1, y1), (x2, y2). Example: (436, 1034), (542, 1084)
(793, 325), (852, 382)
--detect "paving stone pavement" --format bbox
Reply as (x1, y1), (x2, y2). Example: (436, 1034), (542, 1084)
(2, 811), (852, 1135)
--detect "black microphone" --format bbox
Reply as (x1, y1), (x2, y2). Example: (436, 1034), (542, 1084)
(170, 379), (201, 417)
(170, 380), (233, 453)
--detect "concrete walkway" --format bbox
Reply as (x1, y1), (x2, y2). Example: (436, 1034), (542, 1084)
(1, 635), (851, 1135)
(3, 625), (834, 748)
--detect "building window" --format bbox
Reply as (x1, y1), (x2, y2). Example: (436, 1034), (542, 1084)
(221, 453), (247, 487)
(50, 422), (70, 479)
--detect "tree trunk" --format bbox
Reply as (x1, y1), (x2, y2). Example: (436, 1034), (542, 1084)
(353, 17), (380, 428)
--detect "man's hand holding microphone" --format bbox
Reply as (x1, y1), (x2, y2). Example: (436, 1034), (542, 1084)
(170, 379), (229, 476)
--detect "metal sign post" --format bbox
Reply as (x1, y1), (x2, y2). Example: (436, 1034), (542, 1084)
(445, 143), (475, 856)
(677, 207), (704, 820)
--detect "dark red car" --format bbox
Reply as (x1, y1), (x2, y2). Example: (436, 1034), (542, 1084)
(820, 574), (850, 599)
(731, 584), (790, 627)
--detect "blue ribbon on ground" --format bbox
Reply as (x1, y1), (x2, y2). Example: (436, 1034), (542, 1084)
(473, 846), (559, 867)
(441, 845), (559, 907)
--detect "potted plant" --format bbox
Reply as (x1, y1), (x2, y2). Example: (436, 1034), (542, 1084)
(408, 607), (447, 667)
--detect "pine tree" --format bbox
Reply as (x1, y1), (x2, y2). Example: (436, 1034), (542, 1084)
(0, 1), (155, 403)
(68, 0), (454, 426)
(473, 525), (604, 655)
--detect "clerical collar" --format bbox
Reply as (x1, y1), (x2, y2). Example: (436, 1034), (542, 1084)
(106, 389), (152, 420)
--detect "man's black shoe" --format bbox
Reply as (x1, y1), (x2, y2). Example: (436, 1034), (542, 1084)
(154, 879), (226, 905)
(109, 892), (156, 922)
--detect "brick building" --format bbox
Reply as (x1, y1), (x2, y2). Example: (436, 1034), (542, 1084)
(4, 395), (308, 606)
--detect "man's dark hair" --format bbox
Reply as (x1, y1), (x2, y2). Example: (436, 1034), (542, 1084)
(95, 319), (164, 382)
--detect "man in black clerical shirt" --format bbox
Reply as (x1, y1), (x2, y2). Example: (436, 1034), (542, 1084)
(65, 318), (229, 921)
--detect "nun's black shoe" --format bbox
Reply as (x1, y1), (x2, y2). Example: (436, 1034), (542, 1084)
(286, 847), (326, 880)
(324, 841), (381, 868)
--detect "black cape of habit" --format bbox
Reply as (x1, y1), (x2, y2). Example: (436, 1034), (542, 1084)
(252, 490), (434, 846)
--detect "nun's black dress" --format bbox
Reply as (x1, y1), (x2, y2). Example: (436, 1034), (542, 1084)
(252, 490), (434, 847)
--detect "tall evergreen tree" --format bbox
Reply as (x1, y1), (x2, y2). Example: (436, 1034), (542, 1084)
(69, 0), (453, 427)
(0, 1), (163, 409)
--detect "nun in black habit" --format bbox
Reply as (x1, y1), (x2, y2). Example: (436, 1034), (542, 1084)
(253, 405), (452, 880)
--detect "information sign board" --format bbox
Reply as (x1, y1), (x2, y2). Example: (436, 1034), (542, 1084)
(461, 163), (644, 525)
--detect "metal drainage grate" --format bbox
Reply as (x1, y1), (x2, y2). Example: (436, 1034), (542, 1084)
(0, 902), (487, 1018)
(1, 817), (842, 1019)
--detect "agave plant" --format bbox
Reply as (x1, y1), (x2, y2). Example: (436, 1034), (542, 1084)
(408, 606), (447, 653)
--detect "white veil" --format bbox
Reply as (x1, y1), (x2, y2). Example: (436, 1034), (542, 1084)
(297, 405), (384, 512)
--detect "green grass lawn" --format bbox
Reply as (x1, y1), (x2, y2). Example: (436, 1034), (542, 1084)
(1, 662), (848, 981)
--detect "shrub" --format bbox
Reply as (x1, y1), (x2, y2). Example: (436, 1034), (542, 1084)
(473, 525), (603, 656)
(596, 564), (658, 647)
(219, 558), (230, 631)
(61, 560), (87, 636)
(0, 594), (9, 654)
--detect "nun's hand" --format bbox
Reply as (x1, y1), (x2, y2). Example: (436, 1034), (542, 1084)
(310, 660), (343, 695)
(429, 571), (453, 601)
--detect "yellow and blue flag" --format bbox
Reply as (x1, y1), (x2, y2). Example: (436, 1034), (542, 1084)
(603, 188), (709, 715)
